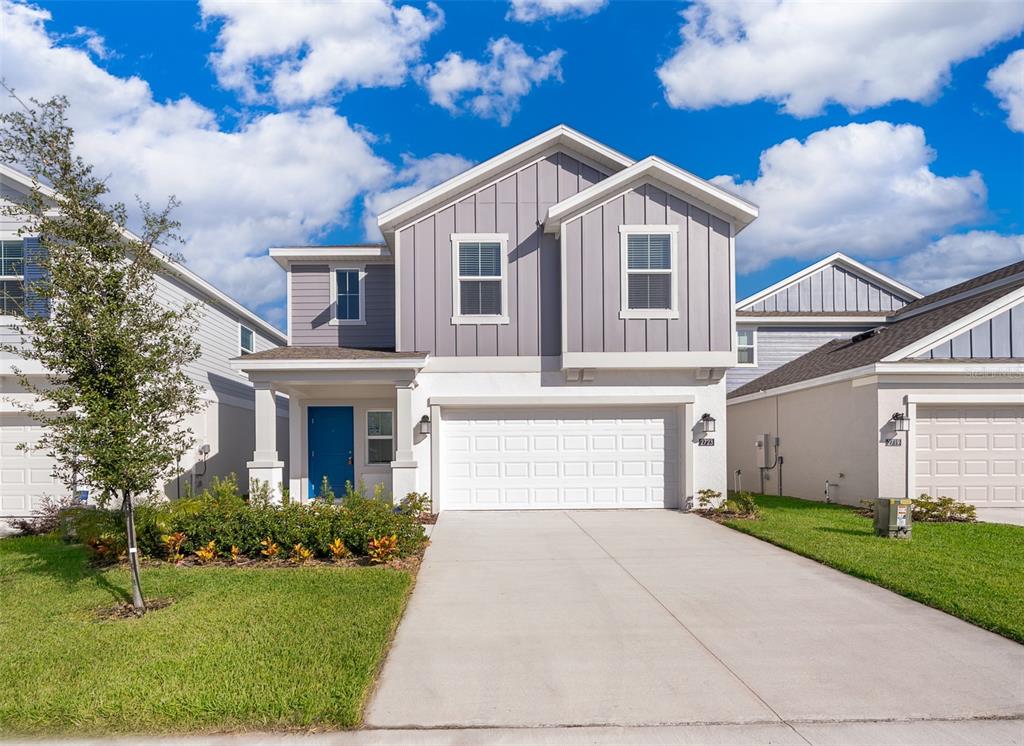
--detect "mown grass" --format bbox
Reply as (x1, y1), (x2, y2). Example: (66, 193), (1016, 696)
(720, 495), (1024, 643)
(0, 535), (412, 735)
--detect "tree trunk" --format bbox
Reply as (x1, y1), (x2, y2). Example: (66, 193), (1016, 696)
(122, 491), (146, 612)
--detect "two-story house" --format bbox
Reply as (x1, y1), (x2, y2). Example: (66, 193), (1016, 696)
(728, 253), (921, 393)
(234, 126), (758, 512)
(1, 164), (289, 518)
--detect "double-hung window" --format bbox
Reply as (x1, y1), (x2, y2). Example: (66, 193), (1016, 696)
(451, 233), (509, 324)
(366, 410), (394, 465)
(332, 266), (365, 325)
(619, 226), (679, 319)
(0, 240), (25, 316)
(239, 324), (255, 355)
(737, 328), (756, 366)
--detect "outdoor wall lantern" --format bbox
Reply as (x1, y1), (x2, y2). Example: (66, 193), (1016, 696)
(890, 412), (910, 433)
(417, 414), (431, 436)
(699, 413), (716, 435)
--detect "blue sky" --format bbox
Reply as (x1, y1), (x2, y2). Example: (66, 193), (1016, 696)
(3, 0), (1023, 328)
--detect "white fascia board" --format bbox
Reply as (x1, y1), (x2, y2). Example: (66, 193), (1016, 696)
(736, 314), (889, 326)
(269, 246), (390, 269)
(429, 394), (696, 407)
(726, 363), (879, 405)
(377, 125), (634, 234)
(1, 164), (287, 345)
(561, 351), (736, 369)
(544, 157), (759, 235)
(230, 356), (428, 372)
(736, 252), (921, 310)
(876, 361), (1024, 376)
(906, 392), (1024, 405)
(881, 286), (1024, 362)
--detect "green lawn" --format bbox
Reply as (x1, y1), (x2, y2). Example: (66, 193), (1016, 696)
(0, 535), (412, 735)
(720, 495), (1024, 643)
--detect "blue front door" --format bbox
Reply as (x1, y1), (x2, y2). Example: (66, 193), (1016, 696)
(307, 406), (354, 499)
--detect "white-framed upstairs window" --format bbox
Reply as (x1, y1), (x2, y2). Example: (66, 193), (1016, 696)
(451, 233), (510, 325)
(366, 410), (394, 465)
(619, 225), (679, 320)
(737, 328), (757, 366)
(330, 265), (367, 326)
(0, 239), (25, 317)
(239, 323), (255, 355)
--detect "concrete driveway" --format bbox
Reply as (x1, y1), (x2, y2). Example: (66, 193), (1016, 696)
(367, 510), (1024, 734)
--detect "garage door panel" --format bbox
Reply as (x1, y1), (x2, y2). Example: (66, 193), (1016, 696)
(1, 415), (61, 517)
(442, 406), (679, 510)
(916, 405), (1023, 509)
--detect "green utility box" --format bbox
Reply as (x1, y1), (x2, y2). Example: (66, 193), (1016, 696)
(874, 497), (913, 539)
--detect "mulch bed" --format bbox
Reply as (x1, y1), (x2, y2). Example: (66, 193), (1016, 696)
(693, 509), (760, 524)
(95, 597), (174, 620)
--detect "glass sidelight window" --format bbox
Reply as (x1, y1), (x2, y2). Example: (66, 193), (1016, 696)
(366, 410), (394, 464)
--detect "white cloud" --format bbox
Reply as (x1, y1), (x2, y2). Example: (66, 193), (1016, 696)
(200, 0), (443, 105)
(362, 153), (474, 240)
(67, 25), (112, 59)
(879, 231), (1024, 294)
(714, 122), (987, 273)
(987, 49), (1024, 133)
(507, 0), (606, 23)
(2, 1), (392, 317)
(658, 0), (1024, 117)
(419, 37), (564, 125)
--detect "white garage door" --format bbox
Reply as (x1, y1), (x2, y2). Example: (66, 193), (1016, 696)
(1, 415), (60, 517)
(916, 405), (1024, 508)
(441, 407), (680, 510)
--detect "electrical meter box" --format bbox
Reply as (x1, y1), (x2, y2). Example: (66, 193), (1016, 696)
(874, 497), (913, 539)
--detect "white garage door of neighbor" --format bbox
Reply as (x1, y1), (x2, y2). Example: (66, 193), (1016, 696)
(1, 415), (60, 517)
(441, 407), (680, 510)
(916, 405), (1024, 508)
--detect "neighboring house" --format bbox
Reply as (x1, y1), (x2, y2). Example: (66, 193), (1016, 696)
(0, 164), (289, 518)
(234, 125), (758, 512)
(727, 260), (1024, 525)
(728, 253), (921, 392)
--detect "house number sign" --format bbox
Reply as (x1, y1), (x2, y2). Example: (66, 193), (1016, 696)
(698, 438), (715, 447)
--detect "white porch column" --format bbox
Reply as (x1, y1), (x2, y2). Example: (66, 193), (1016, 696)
(288, 394), (303, 503)
(247, 383), (284, 503)
(391, 381), (417, 502)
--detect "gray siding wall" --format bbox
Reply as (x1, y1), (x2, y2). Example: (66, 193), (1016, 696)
(917, 301), (1024, 359)
(726, 326), (870, 392)
(290, 262), (395, 349)
(744, 265), (911, 313)
(564, 182), (732, 354)
(397, 150), (604, 355)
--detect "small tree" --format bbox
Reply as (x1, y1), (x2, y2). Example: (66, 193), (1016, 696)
(0, 94), (203, 612)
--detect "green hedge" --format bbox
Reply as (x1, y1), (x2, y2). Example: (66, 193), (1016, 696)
(62, 476), (427, 561)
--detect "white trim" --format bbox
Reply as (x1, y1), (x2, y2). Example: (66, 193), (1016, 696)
(238, 322), (256, 356)
(907, 393), (1024, 404)
(562, 351), (736, 369)
(736, 327), (757, 367)
(895, 269), (1024, 322)
(544, 156), (758, 235)
(560, 222), (569, 356)
(423, 355), (560, 372)
(377, 125), (634, 235)
(365, 408), (395, 466)
(232, 356), (428, 372)
(881, 286), (1024, 362)
(286, 269), (293, 345)
(735, 252), (921, 310)
(875, 361), (1024, 375)
(270, 245), (389, 269)
(429, 394), (695, 407)
(736, 314), (889, 326)
(328, 264), (367, 326)
(394, 229), (403, 352)
(727, 364), (879, 405)
(450, 233), (510, 325)
(618, 225), (680, 320)
(0, 163), (287, 344)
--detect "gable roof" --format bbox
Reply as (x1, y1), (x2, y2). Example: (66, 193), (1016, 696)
(737, 252), (921, 312)
(0, 163), (286, 343)
(890, 260), (1024, 318)
(728, 262), (1024, 400)
(376, 125), (635, 238)
(543, 156), (759, 234)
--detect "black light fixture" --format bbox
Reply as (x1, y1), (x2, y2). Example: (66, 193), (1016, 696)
(891, 412), (910, 433)
(699, 413), (716, 435)
(417, 414), (431, 435)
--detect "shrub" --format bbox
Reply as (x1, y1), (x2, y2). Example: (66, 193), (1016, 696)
(195, 540), (218, 563)
(722, 491), (759, 518)
(398, 491), (431, 519)
(328, 537), (350, 561)
(913, 494), (977, 523)
(260, 538), (280, 558)
(230, 545), (242, 563)
(290, 543), (313, 565)
(696, 488), (722, 511)
(162, 532), (186, 563)
(368, 534), (399, 564)
(5, 494), (81, 536)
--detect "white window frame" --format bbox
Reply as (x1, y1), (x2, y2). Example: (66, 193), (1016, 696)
(451, 233), (510, 325)
(618, 225), (680, 320)
(0, 238), (26, 320)
(239, 323), (256, 355)
(736, 327), (757, 367)
(365, 409), (394, 466)
(329, 264), (367, 326)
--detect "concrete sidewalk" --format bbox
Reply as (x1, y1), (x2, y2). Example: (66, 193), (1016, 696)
(365, 510), (1024, 733)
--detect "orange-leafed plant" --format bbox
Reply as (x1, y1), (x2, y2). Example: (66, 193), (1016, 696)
(162, 532), (186, 564)
(290, 543), (313, 565)
(368, 534), (399, 564)
(230, 545), (242, 563)
(328, 537), (350, 561)
(195, 540), (218, 563)
(260, 537), (279, 558)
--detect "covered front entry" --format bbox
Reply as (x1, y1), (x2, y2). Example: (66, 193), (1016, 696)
(307, 406), (354, 498)
(439, 406), (680, 510)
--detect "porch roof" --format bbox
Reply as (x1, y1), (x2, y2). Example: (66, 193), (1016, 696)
(237, 346), (425, 362)
(231, 346), (429, 375)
